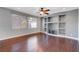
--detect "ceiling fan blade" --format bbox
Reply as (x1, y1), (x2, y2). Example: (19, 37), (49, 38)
(47, 9), (50, 11)
(41, 8), (44, 11)
(45, 13), (49, 15)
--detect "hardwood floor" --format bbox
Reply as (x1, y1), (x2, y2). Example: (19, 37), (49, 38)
(0, 33), (79, 52)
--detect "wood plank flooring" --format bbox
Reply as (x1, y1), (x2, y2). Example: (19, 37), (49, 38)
(0, 33), (79, 52)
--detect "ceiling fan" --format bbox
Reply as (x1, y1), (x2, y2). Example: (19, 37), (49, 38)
(39, 8), (50, 15)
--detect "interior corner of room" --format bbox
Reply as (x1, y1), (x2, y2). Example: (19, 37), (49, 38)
(0, 7), (78, 40)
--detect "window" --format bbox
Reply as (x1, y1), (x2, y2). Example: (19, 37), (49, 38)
(28, 18), (37, 28)
(12, 14), (27, 29)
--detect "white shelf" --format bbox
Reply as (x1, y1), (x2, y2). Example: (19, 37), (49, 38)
(59, 22), (65, 23)
(59, 28), (65, 29)
(45, 22), (58, 24)
(45, 22), (53, 23)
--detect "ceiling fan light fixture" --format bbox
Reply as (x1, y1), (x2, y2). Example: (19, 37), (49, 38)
(40, 11), (44, 15)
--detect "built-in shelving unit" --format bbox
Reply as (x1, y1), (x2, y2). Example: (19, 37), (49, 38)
(59, 15), (65, 35)
(43, 15), (66, 35)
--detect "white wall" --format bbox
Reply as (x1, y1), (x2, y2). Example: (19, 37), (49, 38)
(0, 8), (41, 40)
(65, 9), (78, 38)
(78, 9), (79, 39)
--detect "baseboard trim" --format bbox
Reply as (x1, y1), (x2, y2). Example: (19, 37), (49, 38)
(42, 32), (78, 40)
(0, 32), (42, 41)
(0, 31), (78, 41)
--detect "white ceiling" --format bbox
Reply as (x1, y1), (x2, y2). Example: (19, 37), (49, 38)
(7, 7), (78, 17)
